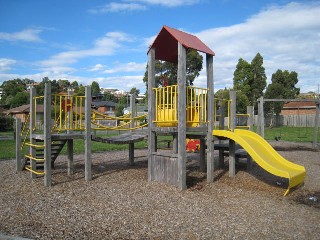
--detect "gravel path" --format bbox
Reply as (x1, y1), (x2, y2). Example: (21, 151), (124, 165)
(0, 143), (319, 239)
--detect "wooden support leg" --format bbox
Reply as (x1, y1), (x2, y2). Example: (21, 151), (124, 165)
(247, 155), (253, 171)
(129, 143), (134, 166)
(218, 149), (225, 168)
(229, 140), (236, 177)
(67, 139), (74, 175)
(199, 138), (206, 172)
(173, 133), (178, 154)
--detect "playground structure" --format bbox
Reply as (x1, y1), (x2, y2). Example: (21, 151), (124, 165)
(15, 26), (306, 195)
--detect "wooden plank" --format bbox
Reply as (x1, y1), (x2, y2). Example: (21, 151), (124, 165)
(229, 90), (236, 131)
(177, 42), (187, 190)
(44, 82), (52, 187)
(258, 96), (265, 138)
(206, 54), (215, 182)
(85, 86), (92, 181)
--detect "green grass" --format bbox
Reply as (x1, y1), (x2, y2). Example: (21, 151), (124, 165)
(263, 126), (319, 142)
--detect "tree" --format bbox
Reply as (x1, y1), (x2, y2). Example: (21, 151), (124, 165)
(0, 78), (29, 107)
(233, 53), (267, 106)
(129, 87), (140, 96)
(264, 70), (300, 115)
(91, 81), (100, 95)
(215, 88), (249, 114)
(143, 49), (203, 88)
(115, 103), (124, 117)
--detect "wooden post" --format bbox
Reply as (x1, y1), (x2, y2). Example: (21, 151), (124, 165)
(67, 139), (74, 175)
(29, 87), (36, 179)
(85, 86), (92, 181)
(313, 101), (320, 148)
(199, 138), (206, 172)
(247, 106), (254, 131)
(177, 42), (187, 190)
(258, 96), (265, 138)
(147, 48), (156, 181)
(229, 90), (236, 177)
(218, 101), (225, 168)
(130, 94), (136, 132)
(44, 83), (52, 186)
(206, 54), (215, 182)
(129, 143), (134, 166)
(15, 118), (22, 172)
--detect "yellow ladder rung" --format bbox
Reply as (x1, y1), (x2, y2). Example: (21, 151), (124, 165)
(25, 142), (45, 149)
(25, 154), (45, 162)
(25, 166), (45, 175)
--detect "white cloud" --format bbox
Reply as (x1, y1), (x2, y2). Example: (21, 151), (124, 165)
(88, 64), (106, 72)
(89, 2), (146, 13)
(131, 0), (200, 7)
(38, 31), (131, 68)
(0, 58), (16, 72)
(104, 62), (146, 74)
(195, 2), (320, 93)
(0, 28), (43, 42)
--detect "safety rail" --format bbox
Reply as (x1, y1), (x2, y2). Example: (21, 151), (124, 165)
(153, 85), (208, 127)
(51, 94), (86, 132)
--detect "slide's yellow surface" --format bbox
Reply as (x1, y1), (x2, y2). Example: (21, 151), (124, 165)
(212, 129), (306, 195)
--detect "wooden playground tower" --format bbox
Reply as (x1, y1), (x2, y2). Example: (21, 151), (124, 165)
(147, 26), (215, 189)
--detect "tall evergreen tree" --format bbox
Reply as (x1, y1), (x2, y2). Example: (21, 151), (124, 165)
(233, 53), (267, 106)
(264, 70), (300, 115)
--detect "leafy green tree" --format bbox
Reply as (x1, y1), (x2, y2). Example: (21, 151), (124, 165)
(264, 70), (300, 115)
(1, 79), (27, 105)
(215, 88), (249, 114)
(143, 49), (203, 88)
(91, 81), (100, 95)
(233, 53), (266, 106)
(102, 91), (116, 102)
(75, 85), (85, 96)
(129, 87), (140, 96)
(11, 92), (29, 108)
(115, 103), (124, 117)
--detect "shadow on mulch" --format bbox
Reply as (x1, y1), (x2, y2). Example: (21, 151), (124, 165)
(273, 145), (320, 152)
(291, 191), (320, 209)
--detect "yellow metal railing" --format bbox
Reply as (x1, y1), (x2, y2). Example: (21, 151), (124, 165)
(153, 85), (208, 127)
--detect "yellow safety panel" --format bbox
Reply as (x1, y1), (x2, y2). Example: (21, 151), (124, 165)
(212, 129), (306, 196)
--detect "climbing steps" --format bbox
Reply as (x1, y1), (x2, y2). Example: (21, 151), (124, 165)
(23, 139), (67, 175)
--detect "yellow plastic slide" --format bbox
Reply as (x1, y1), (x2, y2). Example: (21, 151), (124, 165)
(212, 129), (306, 195)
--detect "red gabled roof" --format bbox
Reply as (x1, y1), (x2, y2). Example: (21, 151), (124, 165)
(148, 26), (215, 63)
(283, 101), (316, 109)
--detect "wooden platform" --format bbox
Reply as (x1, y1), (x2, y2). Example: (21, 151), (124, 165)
(91, 133), (147, 165)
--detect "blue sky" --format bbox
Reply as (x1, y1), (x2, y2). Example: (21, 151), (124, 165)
(0, 0), (319, 94)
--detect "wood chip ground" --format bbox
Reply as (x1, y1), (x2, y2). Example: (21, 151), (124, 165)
(0, 141), (319, 239)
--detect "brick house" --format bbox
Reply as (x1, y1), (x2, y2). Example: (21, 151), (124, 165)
(4, 104), (44, 123)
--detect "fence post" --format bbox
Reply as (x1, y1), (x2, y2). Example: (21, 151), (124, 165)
(85, 86), (92, 181)
(44, 82), (52, 187)
(130, 94), (136, 132)
(313, 101), (320, 148)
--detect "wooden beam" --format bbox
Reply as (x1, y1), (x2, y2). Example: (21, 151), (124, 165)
(29, 87), (36, 179)
(15, 118), (21, 172)
(147, 47), (156, 181)
(206, 54), (215, 182)
(177, 42), (187, 190)
(85, 86), (92, 181)
(44, 82), (52, 186)
(313, 102), (320, 148)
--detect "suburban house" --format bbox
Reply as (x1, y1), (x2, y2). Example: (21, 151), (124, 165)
(4, 104), (44, 123)
(280, 101), (317, 115)
(91, 101), (117, 115)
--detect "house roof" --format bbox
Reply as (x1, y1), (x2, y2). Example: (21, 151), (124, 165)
(148, 26), (215, 63)
(4, 104), (44, 114)
(283, 101), (316, 109)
